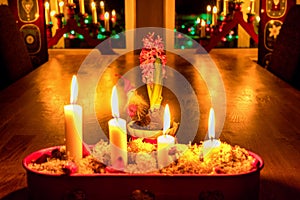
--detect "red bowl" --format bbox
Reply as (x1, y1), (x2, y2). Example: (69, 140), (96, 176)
(23, 146), (264, 200)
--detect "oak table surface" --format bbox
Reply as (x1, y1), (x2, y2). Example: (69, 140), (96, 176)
(0, 48), (299, 199)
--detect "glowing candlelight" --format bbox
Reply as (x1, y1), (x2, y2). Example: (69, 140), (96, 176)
(250, 0), (255, 14)
(111, 9), (116, 26)
(202, 108), (221, 156)
(223, 0), (228, 16)
(69, 0), (73, 3)
(79, 0), (85, 14)
(91, 1), (97, 24)
(59, 1), (64, 14)
(206, 5), (211, 24)
(104, 11), (110, 31)
(109, 86), (127, 170)
(201, 19), (206, 38)
(157, 104), (175, 168)
(212, 6), (217, 26)
(64, 75), (83, 160)
(44, 2), (50, 24)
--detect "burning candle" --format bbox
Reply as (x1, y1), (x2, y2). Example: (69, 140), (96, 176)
(69, 0), (73, 4)
(79, 0), (85, 14)
(104, 11), (110, 31)
(44, 2), (50, 24)
(64, 75), (83, 160)
(111, 9), (116, 26)
(100, 1), (105, 14)
(202, 108), (221, 156)
(200, 19), (206, 38)
(109, 86), (127, 170)
(206, 5), (211, 25)
(91, 1), (97, 24)
(216, 0), (220, 13)
(59, 1), (64, 14)
(212, 6), (217, 26)
(157, 104), (175, 168)
(250, 0), (255, 14)
(223, 0), (228, 16)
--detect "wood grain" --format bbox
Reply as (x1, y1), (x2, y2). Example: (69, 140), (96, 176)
(0, 49), (299, 199)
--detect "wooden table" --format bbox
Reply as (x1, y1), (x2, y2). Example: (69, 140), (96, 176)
(0, 49), (299, 199)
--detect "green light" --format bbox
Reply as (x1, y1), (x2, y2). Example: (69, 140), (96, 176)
(190, 27), (195, 31)
(112, 34), (120, 39)
(97, 34), (106, 40)
(181, 25), (185, 29)
(78, 34), (84, 40)
(180, 45), (185, 49)
(235, 35), (239, 39)
(190, 31), (195, 35)
(84, 19), (89, 24)
(174, 28), (177, 32)
(187, 40), (193, 47)
(101, 27), (106, 32)
(228, 35), (233, 39)
(70, 30), (75, 35)
(219, 16), (224, 21)
(63, 33), (68, 38)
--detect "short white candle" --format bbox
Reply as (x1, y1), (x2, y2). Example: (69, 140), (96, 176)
(44, 2), (50, 24)
(202, 108), (221, 156)
(104, 11), (110, 31)
(79, 0), (85, 14)
(64, 75), (83, 160)
(109, 86), (127, 170)
(91, 1), (97, 23)
(157, 104), (175, 168)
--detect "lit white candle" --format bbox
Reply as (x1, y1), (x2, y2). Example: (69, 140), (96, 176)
(216, 0), (220, 13)
(79, 0), (85, 14)
(223, 0), (228, 16)
(109, 86), (127, 170)
(91, 1), (97, 23)
(250, 0), (255, 14)
(104, 11), (110, 31)
(111, 9), (116, 26)
(206, 5), (211, 24)
(200, 19), (206, 38)
(202, 108), (221, 156)
(59, 1), (64, 14)
(69, 0), (73, 4)
(157, 104), (175, 168)
(100, 1), (105, 15)
(64, 75), (83, 160)
(212, 6), (217, 26)
(44, 2), (50, 24)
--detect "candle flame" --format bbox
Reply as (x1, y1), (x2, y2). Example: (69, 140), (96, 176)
(91, 1), (96, 8)
(163, 104), (171, 135)
(201, 19), (206, 27)
(70, 75), (78, 104)
(100, 1), (104, 7)
(111, 86), (119, 118)
(213, 6), (217, 13)
(104, 12), (109, 20)
(207, 5), (211, 12)
(59, 1), (64, 7)
(208, 108), (215, 139)
(45, 2), (49, 9)
(112, 9), (116, 17)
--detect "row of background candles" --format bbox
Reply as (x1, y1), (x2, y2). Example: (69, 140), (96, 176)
(65, 76), (220, 170)
(44, 0), (116, 31)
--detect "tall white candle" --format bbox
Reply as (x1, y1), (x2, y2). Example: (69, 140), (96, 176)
(212, 6), (217, 26)
(100, 1), (105, 15)
(223, 0), (228, 16)
(206, 5), (211, 24)
(109, 86), (127, 170)
(91, 1), (97, 23)
(200, 19), (206, 38)
(250, 0), (255, 14)
(64, 75), (83, 160)
(104, 11), (110, 31)
(44, 2), (50, 24)
(79, 0), (85, 14)
(59, 1), (64, 14)
(157, 104), (175, 168)
(111, 9), (116, 26)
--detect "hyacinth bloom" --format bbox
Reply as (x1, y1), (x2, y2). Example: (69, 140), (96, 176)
(139, 33), (167, 111)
